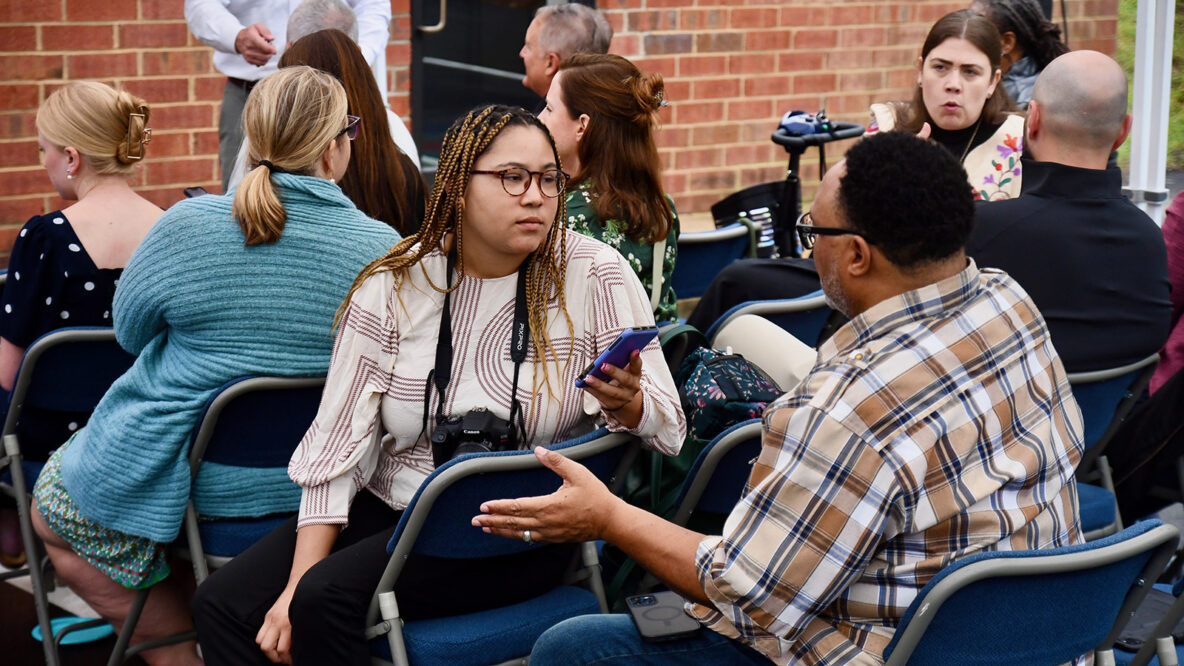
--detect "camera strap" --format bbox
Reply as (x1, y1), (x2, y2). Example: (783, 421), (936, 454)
(420, 251), (531, 445)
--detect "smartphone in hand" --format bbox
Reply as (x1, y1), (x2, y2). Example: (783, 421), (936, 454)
(626, 592), (701, 643)
(574, 326), (659, 389)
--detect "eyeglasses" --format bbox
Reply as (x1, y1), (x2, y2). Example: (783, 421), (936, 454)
(795, 211), (868, 251)
(337, 115), (361, 141)
(472, 167), (567, 198)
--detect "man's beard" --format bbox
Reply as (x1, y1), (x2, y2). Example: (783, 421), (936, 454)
(819, 256), (851, 319)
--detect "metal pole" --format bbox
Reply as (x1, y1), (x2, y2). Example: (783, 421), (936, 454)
(1125, 0), (1175, 224)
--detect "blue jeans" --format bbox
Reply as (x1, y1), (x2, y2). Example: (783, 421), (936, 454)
(530, 614), (771, 665)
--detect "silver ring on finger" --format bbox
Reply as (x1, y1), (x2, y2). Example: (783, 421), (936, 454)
(522, 529), (533, 544)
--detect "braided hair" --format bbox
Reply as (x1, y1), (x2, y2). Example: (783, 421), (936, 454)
(338, 104), (574, 394)
(976, 0), (1069, 69)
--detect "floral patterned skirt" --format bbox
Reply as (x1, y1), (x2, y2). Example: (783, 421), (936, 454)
(32, 436), (170, 589)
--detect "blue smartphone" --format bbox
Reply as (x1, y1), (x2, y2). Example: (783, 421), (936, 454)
(575, 326), (659, 389)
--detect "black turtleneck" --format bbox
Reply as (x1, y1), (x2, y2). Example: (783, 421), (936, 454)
(929, 119), (1003, 162)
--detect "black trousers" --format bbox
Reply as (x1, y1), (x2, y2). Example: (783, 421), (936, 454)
(192, 492), (573, 665)
(686, 257), (821, 332)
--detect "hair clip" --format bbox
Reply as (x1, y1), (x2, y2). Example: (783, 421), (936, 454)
(125, 108), (151, 160)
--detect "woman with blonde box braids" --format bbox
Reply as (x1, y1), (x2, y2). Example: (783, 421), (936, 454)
(193, 104), (685, 666)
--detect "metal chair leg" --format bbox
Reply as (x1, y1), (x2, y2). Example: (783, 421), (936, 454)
(107, 587), (149, 666)
(7, 448), (59, 666)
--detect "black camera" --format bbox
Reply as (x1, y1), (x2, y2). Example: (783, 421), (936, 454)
(430, 407), (517, 467)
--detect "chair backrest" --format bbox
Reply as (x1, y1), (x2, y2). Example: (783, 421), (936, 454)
(1067, 354), (1159, 466)
(3, 327), (136, 437)
(882, 520), (1179, 666)
(709, 314), (817, 391)
(366, 429), (637, 624)
(671, 419), (762, 528)
(671, 222), (755, 300)
(704, 291), (832, 348)
(187, 375), (326, 472)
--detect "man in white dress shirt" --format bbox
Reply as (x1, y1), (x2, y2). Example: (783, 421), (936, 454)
(184, 0), (391, 191)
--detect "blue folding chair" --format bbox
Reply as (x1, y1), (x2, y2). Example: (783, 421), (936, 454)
(1068, 354), (1160, 540)
(671, 221), (757, 300)
(669, 419), (762, 530)
(882, 519), (1179, 666)
(365, 429), (638, 666)
(110, 375), (325, 665)
(1114, 576), (1184, 666)
(704, 290), (832, 348)
(0, 327), (135, 666)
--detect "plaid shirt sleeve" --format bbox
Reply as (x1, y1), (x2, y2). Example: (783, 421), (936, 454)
(691, 391), (898, 662)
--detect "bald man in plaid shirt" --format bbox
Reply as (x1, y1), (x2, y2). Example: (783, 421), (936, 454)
(475, 131), (1085, 665)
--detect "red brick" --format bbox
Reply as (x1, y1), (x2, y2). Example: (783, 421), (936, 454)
(391, 16), (413, 40)
(676, 192), (727, 216)
(780, 6), (826, 27)
(41, 25), (114, 51)
(661, 172), (687, 196)
(839, 71), (884, 92)
(0, 197), (46, 227)
(827, 50), (880, 70)
(141, 131), (191, 158)
(632, 57), (677, 78)
(389, 96), (410, 117)
(679, 55), (728, 77)
(778, 51), (826, 73)
(655, 127), (689, 149)
(122, 78), (189, 104)
(841, 27), (885, 48)
(738, 120), (778, 143)
(646, 0), (694, 7)
(194, 75), (225, 101)
(663, 79), (690, 102)
(121, 23), (190, 49)
(66, 0), (137, 21)
(692, 78), (741, 100)
(793, 73), (838, 94)
(730, 8), (779, 29)
(143, 157), (217, 186)
(0, 85), (41, 110)
(610, 35), (641, 57)
(673, 100), (724, 125)
(695, 32), (743, 53)
(727, 99), (773, 121)
(877, 4), (913, 23)
(0, 140), (37, 168)
(688, 170), (735, 191)
(680, 9), (725, 31)
(674, 148), (722, 170)
(744, 75), (791, 97)
(747, 30), (791, 52)
(0, 55), (64, 81)
(390, 0), (411, 12)
(136, 186), (192, 209)
(691, 124), (739, 146)
(599, 0), (645, 8)
(1, 2), (62, 21)
(793, 29), (838, 50)
(385, 43), (411, 67)
(643, 33), (693, 55)
(151, 104), (216, 130)
(627, 10), (679, 32)
(0, 27), (36, 52)
(68, 52), (138, 79)
(724, 144), (779, 167)
(740, 166), (784, 185)
(194, 131), (220, 154)
(2, 168), (55, 195)
(142, 50), (212, 76)
(827, 5), (877, 25)
(0, 113), (37, 140)
(141, 3), (185, 20)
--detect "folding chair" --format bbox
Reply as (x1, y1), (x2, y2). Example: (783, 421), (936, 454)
(365, 429), (638, 666)
(1114, 577), (1184, 666)
(882, 519), (1179, 666)
(110, 375), (325, 665)
(0, 327), (135, 666)
(1068, 354), (1160, 540)
(671, 221), (757, 300)
(703, 290), (832, 348)
(668, 419), (762, 532)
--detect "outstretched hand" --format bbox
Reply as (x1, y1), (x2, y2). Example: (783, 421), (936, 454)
(472, 446), (621, 544)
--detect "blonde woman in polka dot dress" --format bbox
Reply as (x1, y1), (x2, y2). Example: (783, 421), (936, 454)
(0, 81), (161, 459)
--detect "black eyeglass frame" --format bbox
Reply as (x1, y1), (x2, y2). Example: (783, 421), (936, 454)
(338, 114), (361, 141)
(794, 211), (868, 251)
(471, 168), (568, 198)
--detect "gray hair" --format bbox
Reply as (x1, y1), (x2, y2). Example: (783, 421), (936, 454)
(288, 0), (359, 44)
(535, 3), (612, 60)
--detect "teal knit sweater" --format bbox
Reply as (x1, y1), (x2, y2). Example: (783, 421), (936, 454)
(58, 174), (400, 543)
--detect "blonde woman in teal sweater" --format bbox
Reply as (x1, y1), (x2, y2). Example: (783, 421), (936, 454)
(30, 67), (399, 665)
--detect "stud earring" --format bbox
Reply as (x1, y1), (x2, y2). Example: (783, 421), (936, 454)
(66, 171), (73, 180)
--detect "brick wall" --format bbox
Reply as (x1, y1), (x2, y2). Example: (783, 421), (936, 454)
(0, 0), (1118, 262)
